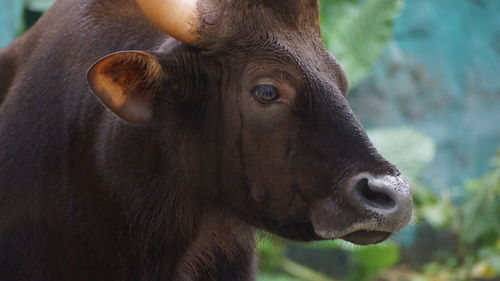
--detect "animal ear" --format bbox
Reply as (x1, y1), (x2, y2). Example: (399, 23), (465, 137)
(87, 51), (163, 123)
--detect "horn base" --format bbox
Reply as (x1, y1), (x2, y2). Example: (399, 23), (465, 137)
(135, 0), (200, 45)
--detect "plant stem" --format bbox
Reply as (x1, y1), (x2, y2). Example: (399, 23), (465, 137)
(282, 258), (339, 281)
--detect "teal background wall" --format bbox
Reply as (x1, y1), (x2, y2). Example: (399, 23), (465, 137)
(0, 0), (23, 47)
(348, 0), (500, 192)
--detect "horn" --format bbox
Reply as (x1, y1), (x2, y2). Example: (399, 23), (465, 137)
(135, 0), (200, 45)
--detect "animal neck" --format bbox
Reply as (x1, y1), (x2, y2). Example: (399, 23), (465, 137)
(84, 118), (252, 278)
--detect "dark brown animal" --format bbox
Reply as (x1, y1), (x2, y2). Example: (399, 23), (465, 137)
(0, 0), (412, 280)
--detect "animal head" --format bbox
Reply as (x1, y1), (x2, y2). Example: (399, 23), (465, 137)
(87, 0), (412, 245)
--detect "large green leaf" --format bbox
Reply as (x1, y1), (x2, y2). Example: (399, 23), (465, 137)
(320, 0), (403, 88)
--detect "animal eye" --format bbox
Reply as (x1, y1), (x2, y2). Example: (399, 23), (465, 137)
(251, 84), (280, 104)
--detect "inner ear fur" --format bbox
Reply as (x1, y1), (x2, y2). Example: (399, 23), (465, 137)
(87, 51), (163, 123)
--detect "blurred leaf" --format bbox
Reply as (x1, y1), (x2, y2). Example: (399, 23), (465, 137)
(418, 191), (455, 229)
(257, 235), (286, 271)
(321, 0), (404, 88)
(459, 151), (500, 245)
(354, 243), (400, 279)
(482, 248), (500, 274)
(25, 0), (56, 12)
(411, 181), (438, 207)
(471, 261), (498, 279)
(366, 127), (436, 180)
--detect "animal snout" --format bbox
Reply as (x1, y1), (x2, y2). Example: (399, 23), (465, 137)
(309, 172), (412, 244)
(348, 173), (412, 224)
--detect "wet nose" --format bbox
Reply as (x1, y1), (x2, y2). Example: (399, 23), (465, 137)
(349, 173), (412, 222)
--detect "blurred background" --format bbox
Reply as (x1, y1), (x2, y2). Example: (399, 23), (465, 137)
(1, 0), (499, 280)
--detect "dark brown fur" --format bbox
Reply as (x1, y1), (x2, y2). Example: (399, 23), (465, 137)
(0, 0), (404, 280)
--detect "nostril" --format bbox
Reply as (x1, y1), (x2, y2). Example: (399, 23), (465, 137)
(355, 178), (396, 210)
(343, 173), (412, 233)
(359, 182), (395, 209)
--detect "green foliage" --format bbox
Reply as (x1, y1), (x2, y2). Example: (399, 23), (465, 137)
(460, 152), (500, 245)
(258, 274), (302, 281)
(320, 0), (404, 88)
(380, 150), (500, 281)
(352, 243), (400, 280)
(281, 259), (336, 281)
(366, 130), (499, 280)
(25, 0), (56, 12)
(257, 236), (286, 272)
(258, 236), (338, 281)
